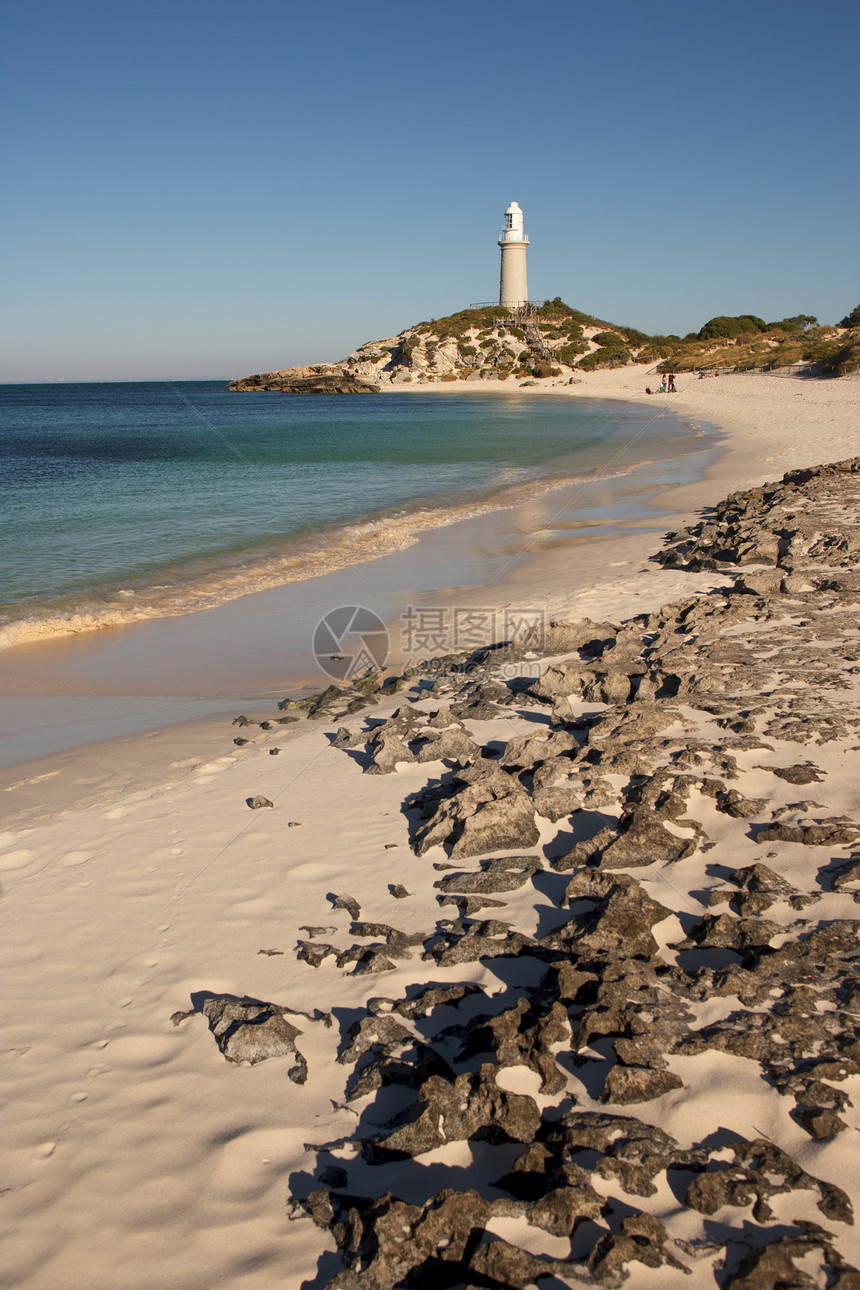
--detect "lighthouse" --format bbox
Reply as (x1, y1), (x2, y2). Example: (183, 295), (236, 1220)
(498, 200), (529, 309)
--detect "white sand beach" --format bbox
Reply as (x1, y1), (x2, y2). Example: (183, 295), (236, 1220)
(2, 370), (859, 1289)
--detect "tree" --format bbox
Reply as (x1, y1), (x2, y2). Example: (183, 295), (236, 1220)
(767, 315), (818, 332)
(838, 303), (860, 329)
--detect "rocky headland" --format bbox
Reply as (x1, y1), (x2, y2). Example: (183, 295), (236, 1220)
(172, 457), (860, 1287)
(227, 303), (858, 392)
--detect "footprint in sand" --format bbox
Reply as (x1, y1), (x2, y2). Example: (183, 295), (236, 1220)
(70, 1092), (88, 1103)
(34, 1142), (56, 1159)
(194, 756), (237, 778)
(60, 851), (92, 867)
(0, 849), (38, 871)
(103, 805), (137, 820)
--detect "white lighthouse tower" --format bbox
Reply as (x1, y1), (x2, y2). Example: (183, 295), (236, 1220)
(498, 200), (529, 309)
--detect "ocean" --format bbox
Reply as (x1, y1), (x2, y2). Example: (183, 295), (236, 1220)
(0, 381), (714, 651)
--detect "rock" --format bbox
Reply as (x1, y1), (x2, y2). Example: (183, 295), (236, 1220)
(457, 996), (571, 1093)
(602, 1065), (684, 1104)
(717, 789), (769, 818)
(247, 795), (273, 809)
(195, 995), (307, 1080)
(723, 1231), (860, 1290)
(794, 1104), (848, 1140)
(532, 783), (584, 821)
(466, 1238), (573, 1288)
(297, 942), (336, 968)
(426, 918), (539, 968)
(229, 373), (377, 393)
(365, 729), (412, 774)
(553, 870), (672, 958)
(300, 1188), (532, 1290)
(598, 806), (697, 868)
(414, 768), (539, 858)
(336, 946), (396, 974)
(677, 912), (783, 953)
(756, 821), (860, 846)
(544, 1110), (683, 1197)
(337, 1014), (414, 1065)
(437, 893), (508, 915)
(685, 1138), (852, 1225)
(433, 854), (542, 895)
(363, 1064), (541, 1162)
(588, 1213), (688, 1280)
(388, 883), (410, 899)
(710, 862), (796, 914)
(765, 762), (825, 784)
(331, 893), (361, 920)
(413, 726), (479, 764)
(349, 921), (424, 957)
(386, 982), (485, 1020)
(548, 825), (617, 871)
(497, 1141), (604, 1235)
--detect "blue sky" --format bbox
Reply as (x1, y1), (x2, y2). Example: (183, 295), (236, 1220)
(3, 0), (858, 380)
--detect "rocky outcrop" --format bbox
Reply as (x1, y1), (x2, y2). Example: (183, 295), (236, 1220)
(228, 371), (376, 393)
(210, 457), (860, 1286)
(228, 308), (649, 391)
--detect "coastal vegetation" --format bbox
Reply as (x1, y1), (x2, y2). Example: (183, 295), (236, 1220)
(228, 299), (860, 391)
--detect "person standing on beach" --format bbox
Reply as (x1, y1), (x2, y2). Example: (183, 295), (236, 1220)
(668, 372), (676, 393)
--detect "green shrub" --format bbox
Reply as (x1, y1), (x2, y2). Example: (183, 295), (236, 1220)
(439, 372), (459, 382)
(620, 326), (651, 347)
(555, 341), (588, 365)
(577, 346), (630, 371)
(766, 314), (817, 332)
(766, 344), (807, 368)
(592, 330), (623, 347)
(531, 361), (561, 378)
(458, 344), (477, 358)
(638, 336), (679, 361)
(838, 303), (860, 329)
(698, 315), (767, 341)
(817, 339), (860, 375)
(537, 298), (596, 326)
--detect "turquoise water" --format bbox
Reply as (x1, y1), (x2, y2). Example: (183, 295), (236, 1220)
(0, 381), (713, 646)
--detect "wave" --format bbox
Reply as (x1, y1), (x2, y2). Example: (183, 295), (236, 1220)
(0, 461), (662, 650)
(0, 415), (721, 652)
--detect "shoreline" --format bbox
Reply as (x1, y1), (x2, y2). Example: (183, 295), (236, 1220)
(0, 402), (715, 780)
(0, 368), (856, 792)
(0, 390), (698, 653)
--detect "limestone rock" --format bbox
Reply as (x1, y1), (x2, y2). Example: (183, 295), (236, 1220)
(197, 995), (307, 1080)
(363, 1064), (541, 1162)
(602, 1065), (684, 1104)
